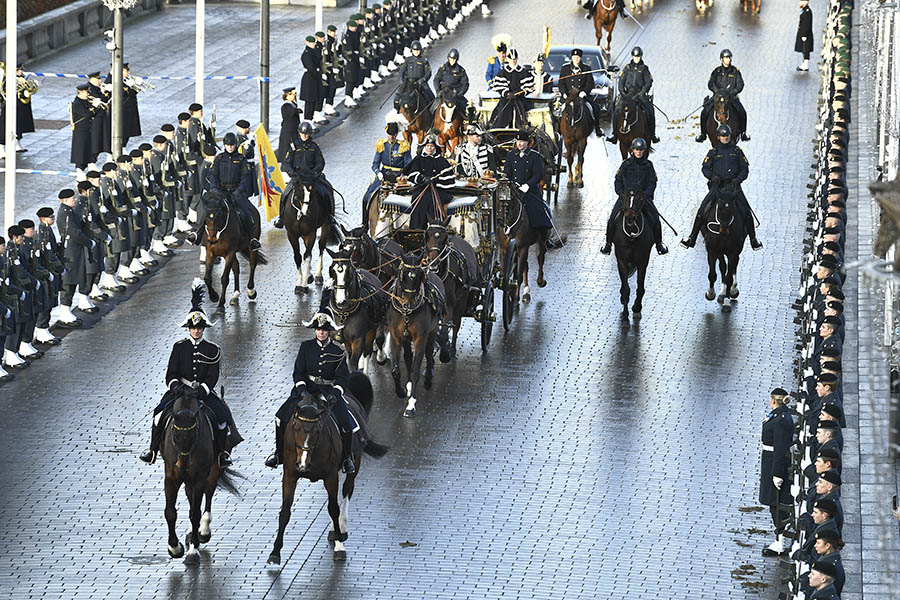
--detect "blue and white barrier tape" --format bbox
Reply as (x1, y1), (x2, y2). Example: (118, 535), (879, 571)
(0, 168), (78, 176)
(25, 72), (269, 82)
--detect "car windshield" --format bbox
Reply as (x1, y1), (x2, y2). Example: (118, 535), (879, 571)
(546, 52), (605, 73)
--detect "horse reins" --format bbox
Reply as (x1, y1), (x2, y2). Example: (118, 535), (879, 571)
(205, 205), (229, 243)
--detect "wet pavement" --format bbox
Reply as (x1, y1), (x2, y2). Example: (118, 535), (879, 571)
(0, 1), (824, 598)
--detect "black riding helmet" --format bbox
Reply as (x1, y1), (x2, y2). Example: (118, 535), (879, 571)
(720, 48), (733, 59)
(631, 46), (643, 58)
(411, 40), (422, 52)
(630, 138), (647, 151)
(716, 124), (732, 138)
(448, 48), (460, 60)
(299, 121), (314, 135)
(223, 132), (237, 146)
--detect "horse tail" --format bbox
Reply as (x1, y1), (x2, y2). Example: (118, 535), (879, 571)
(347, 371), (374, 414)
(239, 248), (269, 265)
(216, 468), (249, 497)
(364, 439), (390, 458)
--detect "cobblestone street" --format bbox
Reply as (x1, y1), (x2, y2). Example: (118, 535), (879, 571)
(0, 1), (827, 598)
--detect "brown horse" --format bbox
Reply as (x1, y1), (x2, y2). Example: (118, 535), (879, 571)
(592, 0), (619, 54)
(612, 95), (653, 159)
(433, 89), (464, 157)
(559, 88), (594, 189)
(696, 0), (713, 12)
(394, 80), (435, 147)
(267, 372), (388, 565)
(703, 93), (743, 148)
(497, 185), (548, 304)
(282, 182), (342, 295)
(161, 387), (242, 565)
(202, 191), (266, 314)
(743, 0), (761, 13)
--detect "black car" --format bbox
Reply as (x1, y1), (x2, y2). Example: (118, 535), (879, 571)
(544, 44), (617, 116)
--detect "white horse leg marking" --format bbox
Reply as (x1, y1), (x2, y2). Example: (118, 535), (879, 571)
(718, 283), (727, 298)
(339, 496), (350, 534)
(406, 382), (412, 397)
(406, 395), (417, 413)
(302, 255), (312, 285)
(298, 434), (311, 469)
(200, 511), (211, 536)
(316, 254), (324, 279)
(333, 540), (346, 554)
(297, 269), (304, 286)
(168, 543), (183, 555)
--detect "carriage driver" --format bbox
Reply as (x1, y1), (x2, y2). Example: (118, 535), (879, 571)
(192, 132), (261, 251)
(680, 124), (762, 250)
(139, 281), (242, 468)
(601, 138), (667, 256)
(695, 49), (750, 143)
(607, 47), (659, 145)
(273, 121), (335, 229)
(265, 313), (357, 474)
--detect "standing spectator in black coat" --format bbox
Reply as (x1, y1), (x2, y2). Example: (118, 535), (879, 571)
(760, 388), (794, 557)
(70, 84), (95, 180)
(795, 1), (813, 72)
(300, 36), (325, 129)
(277, 88), (301, 163)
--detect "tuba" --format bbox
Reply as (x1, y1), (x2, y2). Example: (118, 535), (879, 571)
(17, 75), (39, 104)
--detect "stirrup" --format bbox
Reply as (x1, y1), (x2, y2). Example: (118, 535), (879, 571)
(250, 238), (262, 250)
(606, 134), (617, 143)
(265, 453), (281, 468)
(695, 133), (706, 143)
(750, 238), (763, 250)
(680, 238), (695, 249)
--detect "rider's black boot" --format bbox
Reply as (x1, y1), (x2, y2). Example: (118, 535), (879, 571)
(341, 431), (356, 474)
(600, 241), (612, 255)
(214, 426), (232, 468)
(680, 214), (702, 249)
(606, 132), (617, 144)
(695, 132), (707, 143)
(265, 424), (284, 468)
(139, 419), (163, 464)
(747, 218), (763, 250)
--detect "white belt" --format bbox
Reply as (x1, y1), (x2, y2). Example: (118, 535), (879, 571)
(762, 444), (775, 452)
(180, 378), (200, 388)
(310, 376), (334, 385)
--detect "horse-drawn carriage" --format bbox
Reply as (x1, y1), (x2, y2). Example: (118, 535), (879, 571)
(368, 176), (521, 349)
(475, 91), (566, 204)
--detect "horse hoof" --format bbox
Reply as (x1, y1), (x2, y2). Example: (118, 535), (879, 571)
(403, 407), (416, 418)
(333, 550), (347, 562)
(183, 551), (200, 566)
(704, 290), (715, 301)
(267, 553), (281, 565)
(537, 279), (547, 288)
(314, 275), (324, 285)
(730, 289), (740, 299)
(567, 180), (575, 188)
(439, 348), (451, 363)
(208, 291), (220, 303)
(375, 354), (388, 366)
(230, 296), (240, 306)
(295, 286), (308, 295)
(577, 181), (585, 189)
(522, 292), (531, 302)
(722, 304), (732, 313)
(632, 311), (642, 319)
(168, 543), (185, 559)
(247, 288), (257, 300)
(717, 294), (725, 304)
(199, 532), (211, 544)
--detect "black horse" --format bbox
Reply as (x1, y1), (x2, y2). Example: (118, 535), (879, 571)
(699, 186), (746, 313)
(282, 182), (342, 294)
(162, 387), (241, 564)
(394, 79), (434, 146)
(611, 95), (652, 159)
(385, 251), (446, 417)
(326, 247), (387, 374)
(702, 93), (744, 148)
(610, 189), (654, 317)
(424, 218), (479, 361)
(268, 372), (388, 564)
(203, 191), (267, 314)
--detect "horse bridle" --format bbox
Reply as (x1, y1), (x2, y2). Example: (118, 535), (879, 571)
(424, 224), (454, 278)
(172, 413), (200, 457)
(622, 192), (645, 239)
(714, 95), (731, 124)
(290, 398), (331, 464)
(205, 204), (229, 244)
(707, 201), (734, 235)
(392, 261), (426, 315)
(566, 94), (586, 129)
(619, 101), (637, 135)
(290, 185), (311, 217)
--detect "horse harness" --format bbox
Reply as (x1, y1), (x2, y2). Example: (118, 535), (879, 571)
(205, 202), (231, 243)
(391, 260), (444, 338)
(329, 258), (385, 326)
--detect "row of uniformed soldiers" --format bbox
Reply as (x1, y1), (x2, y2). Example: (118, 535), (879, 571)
(289, 0), (485, 134)
(1, 103), (259, 382)
(756, 4), (853, 599)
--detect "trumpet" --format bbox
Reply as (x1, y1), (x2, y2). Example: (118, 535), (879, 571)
(88, 94), (110, 110)
(124, 75), (156, 92)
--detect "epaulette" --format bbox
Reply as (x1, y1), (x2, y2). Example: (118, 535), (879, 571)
(488, 56), (496, 65)
(398, 140), (411, 153)
(376, 138), (386, 152)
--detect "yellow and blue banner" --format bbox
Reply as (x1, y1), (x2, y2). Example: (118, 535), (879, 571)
(254, 124), (285, 221)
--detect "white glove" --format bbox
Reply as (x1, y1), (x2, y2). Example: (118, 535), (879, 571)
(100, 206), (108, 214)
(20, 292), (26, 301)
(579, 91), (586, 98)
(773, 476), (783, 490)
(132, 209), (138, 216)
(49, 274), (55, 283)
(802, 37), (807, 42)
(91, 98), (102, 107)
(377, 171), (384, 181)
(803, 367), (813, 379)
(518, 183), (529, 193)
(800, 456), (812, 471)
(790, 483), (801, 498)
(4, 309), (10, 318)
(35, 281), (41, 290)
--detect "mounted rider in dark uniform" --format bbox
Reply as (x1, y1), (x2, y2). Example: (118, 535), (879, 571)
(608, 47), (659, 144)
(504, 128), (553, 231)
(273, 121), (336, 229)
(399, 40), (434, 105)
(601, 137), (667, 255)
(582, 0), (628, 20)
(140, 280), (242, 468)
(402, 131), (455, 229)
(680, 124), (762, 250)
(432, 48), (469, 111)
(558, 48), (605, 139)
(190, 132), (261, 251)
(695, 49), (750, 143)
(265, 313), (357, 473)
